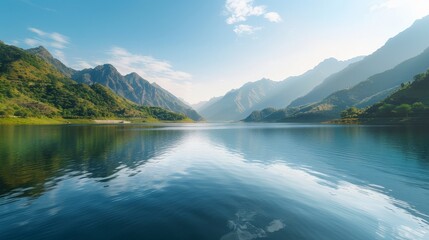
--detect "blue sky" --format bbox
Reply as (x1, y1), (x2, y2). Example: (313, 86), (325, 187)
(2, 0), (429, 103)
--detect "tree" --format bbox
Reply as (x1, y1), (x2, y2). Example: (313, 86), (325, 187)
(378, 103), (395, 117)
(412, 102), (425, 115)
(395, 104), (412, 118)
(341, 107), (363, 119)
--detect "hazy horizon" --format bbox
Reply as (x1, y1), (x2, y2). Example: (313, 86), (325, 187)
(2, 0), (429, 104)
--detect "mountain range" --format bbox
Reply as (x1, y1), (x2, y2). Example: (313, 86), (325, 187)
(199, 57), (360, 121)
(3, 15), (429, 124)
(288, 15), (429, 108)
(356, 69), (429, 124)
(27, 47), (203, 121)
(0, 43), (187, 121)
(243, 15), (429, 123)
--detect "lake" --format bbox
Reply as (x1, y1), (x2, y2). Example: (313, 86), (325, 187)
(0, 123), (428, 240)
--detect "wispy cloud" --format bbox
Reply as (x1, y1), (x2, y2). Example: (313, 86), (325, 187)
(20, 0), (57, 12)
(224, 0), (281, 35)
(25, 27), (69, 63)
(72, 60), (93, 70)
(234, 24), (261, 35)
(106, 47), (192, 82)
(103, 47), (193, 101)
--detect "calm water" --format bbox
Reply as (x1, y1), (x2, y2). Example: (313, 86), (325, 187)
(0, 123), (429, 240)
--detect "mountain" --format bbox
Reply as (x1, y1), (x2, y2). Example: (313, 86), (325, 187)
(250, 57), (363, 111)
(242, 108), (277, 122)
(356, 69), (429, 124)
(192, 96), (222, 112)
(289, 15), (429, 108)
(284, 46), (429, 121)
(148, 82), (204, 121)
(26, 46), (76, 78)
(72, 65), (203, 121)
(200, 57), (359, 121)
(200, 79), (278, 121)
(0, 42), (187, 121)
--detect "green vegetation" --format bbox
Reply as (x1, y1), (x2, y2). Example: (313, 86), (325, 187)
(340, 70), (429, 124)
(340, 107), (364, 119)
(0, 43), (189, 123)
(0, 126), (183, 197)
(70, 64), (203, 121)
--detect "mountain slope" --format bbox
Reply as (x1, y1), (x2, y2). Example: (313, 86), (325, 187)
(26, 46), (76, 78)
(251, 57), (362, 111)
(192, 96), (222, 112)
(200, 79), (278, 121)
(357, 70), (429, 123)
(289, 15), (429, 108)
(148, 82), (204, 121)
(72, 65), (203, 121)
(201, 57), (359, 121)
(0, 42), (187, 121)
(286, 46), (429, 121)
(242, 108), (277, 122)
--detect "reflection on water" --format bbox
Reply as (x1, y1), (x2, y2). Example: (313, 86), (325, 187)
(0, 124), (429, 240)
(221, 211), (285, 240)
(0, 125), (184, 198)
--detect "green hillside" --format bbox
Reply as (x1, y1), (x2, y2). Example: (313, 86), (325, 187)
(70, 64), (203, 121)
(359, 70), (429, 122)
(0, 43), (188, 122)
(339, 70), (429, 124)
(285, 47), (429, 122)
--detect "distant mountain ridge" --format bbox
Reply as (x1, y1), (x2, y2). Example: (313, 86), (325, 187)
(245, 47), (429, 123)
(192, 96), (222, 112)
(289, 15), (429, 108)
(200, 79), (277, 121)
(200, 57), (361, 121)
(295, 46), (429, 120)
(244, 15), (429, 123)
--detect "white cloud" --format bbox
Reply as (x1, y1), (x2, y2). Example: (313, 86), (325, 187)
(28, 27), (47, 36)
(25, 27), (70, 63)
(73, 60), (94, 70)
(53, 49), (66, 63)
(24, 38), (40, 47)
(25, 27), (69, 49)
(225, 0), (282, 35)
(225, 0), (266, 25)
(103, 47), (193, 100)
(264, 12), (282, 23)
(233, 24), (261, 35)
(106, 47), (192, 82)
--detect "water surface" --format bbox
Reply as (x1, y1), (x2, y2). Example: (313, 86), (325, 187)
(0, 123), (428, 239)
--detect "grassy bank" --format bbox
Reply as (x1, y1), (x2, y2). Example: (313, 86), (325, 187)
(0, 117), (194, 125)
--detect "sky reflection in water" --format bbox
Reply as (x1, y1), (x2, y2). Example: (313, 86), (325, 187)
(0, 124), (428, 240)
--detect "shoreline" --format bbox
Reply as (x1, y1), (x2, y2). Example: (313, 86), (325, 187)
(0, 117), (193, 125)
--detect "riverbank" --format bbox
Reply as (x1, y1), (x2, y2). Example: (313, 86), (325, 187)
(0, 117), (194, 125)
(330, 117), (429, 125)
